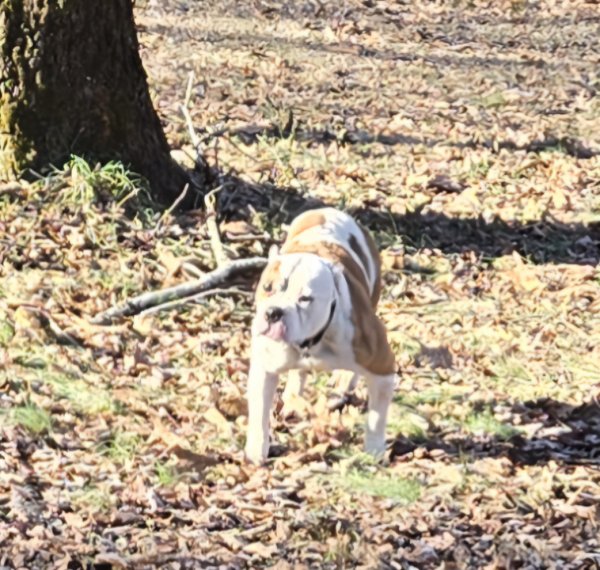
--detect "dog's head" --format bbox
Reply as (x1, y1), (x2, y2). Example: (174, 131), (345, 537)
(253, 247), (339, 345)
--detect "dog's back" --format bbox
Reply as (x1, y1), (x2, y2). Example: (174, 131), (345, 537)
(281, 208), (382, 307)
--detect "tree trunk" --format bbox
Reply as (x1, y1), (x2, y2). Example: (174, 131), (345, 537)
(0, 0), (193, 203)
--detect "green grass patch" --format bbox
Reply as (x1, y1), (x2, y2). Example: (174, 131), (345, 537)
(154, 460), (180, 487)
(71, 485), (114, 513)
(60, 155), (151, 207)
(13, 353), (48, 370)
(337, 469), (422, 503)
(479, 91), (507, 109)
(98, 431), (143, 465)
(328, 452), (422, 503)
(11, 403), (53, 434)
(464, 410), (520, 440)
(42, 372), (117, 415)
(0, 319), (14, 346)
(489, 356), (535, 383)
(395, 387), (456, 407)
(387, 405), (429, 439)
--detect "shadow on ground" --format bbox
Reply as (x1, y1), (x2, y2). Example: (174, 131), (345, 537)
(222, 123), (600, 160)
(390, 397), (600, 467)
(214, 174), (600, 265)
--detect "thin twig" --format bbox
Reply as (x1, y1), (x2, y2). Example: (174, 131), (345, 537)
(180, 103), (202, 153)
(181, 261), (205, 279)
(18, 305), (81, 347)
(155, 183), (189, 234)
(222, 133), (267, 164)
(91, 257), (267, 325)
(184, 71), (195, 108)
(204, 186), (229, 267)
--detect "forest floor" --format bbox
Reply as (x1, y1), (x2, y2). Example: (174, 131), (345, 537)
(1, 0), (600, 568)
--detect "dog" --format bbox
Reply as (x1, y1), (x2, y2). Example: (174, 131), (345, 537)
(245, 207), (397, 464)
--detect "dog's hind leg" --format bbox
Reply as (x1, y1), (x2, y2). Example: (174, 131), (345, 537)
(282, 369), (307, 401)
(328, 371), (360, 412)
(364, 372), (396, 457)
(280, 370), (308, 417)
(344, 372), (359, 393)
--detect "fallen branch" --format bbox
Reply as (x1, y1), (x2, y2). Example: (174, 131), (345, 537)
(91, 257), (267, 325)
(140, 288), (252, 316)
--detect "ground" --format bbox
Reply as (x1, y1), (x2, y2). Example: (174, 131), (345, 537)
(1, 0), (600, 568)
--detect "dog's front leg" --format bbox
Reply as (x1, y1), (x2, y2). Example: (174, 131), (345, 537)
(245, 363), (279, 464)
(364, 373), (396, 456)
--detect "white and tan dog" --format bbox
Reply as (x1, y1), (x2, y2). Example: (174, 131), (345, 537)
(245, 207), (396, 464)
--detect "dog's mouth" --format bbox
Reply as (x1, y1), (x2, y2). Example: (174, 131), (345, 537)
(263, 321), (287, 341)
(255, 317), (287, 341)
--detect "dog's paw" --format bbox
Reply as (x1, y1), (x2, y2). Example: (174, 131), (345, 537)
(364, 438), (388, 460)
(244, 441), (269, 466)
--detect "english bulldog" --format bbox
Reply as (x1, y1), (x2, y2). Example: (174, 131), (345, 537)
(245, 207), (397, 464)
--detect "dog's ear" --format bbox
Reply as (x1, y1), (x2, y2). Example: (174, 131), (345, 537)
(268, 244), (279, 260)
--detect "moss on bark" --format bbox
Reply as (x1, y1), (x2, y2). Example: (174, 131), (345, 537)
(0, 0), (193, 203)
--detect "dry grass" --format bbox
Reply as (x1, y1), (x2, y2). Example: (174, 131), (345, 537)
(1, 1), (599, 568)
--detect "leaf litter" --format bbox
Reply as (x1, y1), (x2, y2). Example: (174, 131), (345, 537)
(1, 0), (600, 568)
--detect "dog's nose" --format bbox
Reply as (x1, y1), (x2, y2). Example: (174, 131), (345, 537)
(265, 307), (284, 323)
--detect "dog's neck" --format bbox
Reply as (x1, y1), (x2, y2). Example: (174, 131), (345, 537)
(298, 299), (337, 355)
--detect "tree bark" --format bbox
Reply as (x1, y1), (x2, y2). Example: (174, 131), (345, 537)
(0, 0), (193, 202)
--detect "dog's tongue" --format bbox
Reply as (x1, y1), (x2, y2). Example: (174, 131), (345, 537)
(264, 321), (286, 341)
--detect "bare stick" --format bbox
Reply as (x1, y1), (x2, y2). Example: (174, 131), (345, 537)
(181, 261), (204, 279)
(91, 257), (267, 325)
(184, 71), (195, 108)
(180, 103), (202, 154)
(155, 183), (189, 234)
(204, 187), (229, 267)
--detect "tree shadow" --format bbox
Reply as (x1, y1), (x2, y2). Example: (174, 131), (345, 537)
(227, 123), (599, 160)
(188, 29), (559, 71)
(216, 174), (600, 265)
(390, 397), (600, 467)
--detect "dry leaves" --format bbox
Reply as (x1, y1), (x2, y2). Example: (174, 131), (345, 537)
(1, 0), (600, 567)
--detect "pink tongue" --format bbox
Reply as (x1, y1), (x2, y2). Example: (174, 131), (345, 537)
(265, 321), (286, 341)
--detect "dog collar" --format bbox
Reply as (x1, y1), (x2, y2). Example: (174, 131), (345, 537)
(298, 299), (337, 355)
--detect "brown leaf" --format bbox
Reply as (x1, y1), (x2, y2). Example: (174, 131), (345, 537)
(243, 542), (278, 558)
(427, 174), (465, 194)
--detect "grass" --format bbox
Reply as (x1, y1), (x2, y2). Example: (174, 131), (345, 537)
(394, 387), (456, 407)
(327, 451), (422, 503)
(61, 155), (151, 207)
(464, 410), (520, 441)
(335, 468), (422, 504)
(0, 319), (14, 346)
(10, 403), (53, 435)
(42, 372), (117, 415)
(71, 486), (115, 513)
(154, 460), (180, 487)
(387, 404), (429, 439)
(98, 431), (143, 465)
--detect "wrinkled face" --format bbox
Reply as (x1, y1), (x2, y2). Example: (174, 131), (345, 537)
(253, 252), (337, 345)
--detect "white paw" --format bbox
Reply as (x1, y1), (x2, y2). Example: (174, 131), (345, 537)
(364, 437), (387, 458)
(244, 438), (269, 465)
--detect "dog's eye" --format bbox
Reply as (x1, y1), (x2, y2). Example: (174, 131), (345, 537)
(263, 282), (273, 293)
(298, 295), (313, 304)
